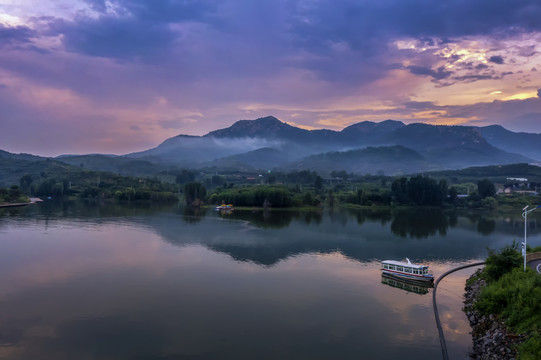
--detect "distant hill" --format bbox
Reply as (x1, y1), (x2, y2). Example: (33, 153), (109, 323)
(125, 116), (534, 174)
(286, 146), (431, 176)
(55, 154), (173, 177)
(477, 125), (541, 161)
(340, 119), (405, 142)
(207, 116), (308, 140)
(203, 147), (290, 171)
(0, 150), (45, 162)
(0, 156), (81, 187)
(426, 163), (541, 184)
(2, 116), (540, 182)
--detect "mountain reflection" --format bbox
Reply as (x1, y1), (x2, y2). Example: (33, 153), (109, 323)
(3, 201), (540, 267)
(390, 208), (450, 238)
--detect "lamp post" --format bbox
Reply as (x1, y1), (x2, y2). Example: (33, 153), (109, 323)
(522, 205), (541, 271)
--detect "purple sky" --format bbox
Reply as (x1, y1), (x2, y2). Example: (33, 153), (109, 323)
(1, 0), (541, 156)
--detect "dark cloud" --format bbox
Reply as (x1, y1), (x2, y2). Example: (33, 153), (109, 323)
(453, 74), (497, 82)
(402, 101), (440, 110)
(406, 65), (453, 80)
(114, 0), (216, 23)
(48, 0), (217, 60)
(84, 0), (107, 13)
(538, 89), (541, 98)
(291, 0), (541, 53)
(30, 0), (541, 86)
(52, 17), (177, 60)
(0, 24), (35, 47)
(489, 55), (504, 64)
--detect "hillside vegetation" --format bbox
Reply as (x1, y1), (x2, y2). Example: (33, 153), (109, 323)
(474, 244), (541, 359)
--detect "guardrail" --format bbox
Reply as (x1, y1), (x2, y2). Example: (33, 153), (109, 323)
(433, 261), (486, 360)
(526, 252), (541, 262)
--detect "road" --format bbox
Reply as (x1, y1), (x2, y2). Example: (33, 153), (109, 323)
(528, 259), (541, 274)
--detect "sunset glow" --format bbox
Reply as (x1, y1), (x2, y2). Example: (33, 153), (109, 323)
(0, 0), (540, 156)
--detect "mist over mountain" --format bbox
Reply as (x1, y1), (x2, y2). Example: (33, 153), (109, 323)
(1, 116), (538, 180)
(203, 148), (290, 171)
(477, 125), (541, 161)
(120, 116), (533, 175)
(286, 146), (430, 175)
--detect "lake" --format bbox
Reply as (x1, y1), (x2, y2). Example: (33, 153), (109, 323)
(1, 201), (540, 360)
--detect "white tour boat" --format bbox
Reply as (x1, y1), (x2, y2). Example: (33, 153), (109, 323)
(381, 258), (434, 283)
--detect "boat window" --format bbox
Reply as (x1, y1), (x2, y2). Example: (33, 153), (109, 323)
(413, 269), (418, 274)
(397, 266), (403, 272)
(405, 268), (412, 273)
(383, 264), (388, 269)
(389, 265), (395, 270)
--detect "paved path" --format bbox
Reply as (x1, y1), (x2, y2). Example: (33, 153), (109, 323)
(528, 259), (541, 274)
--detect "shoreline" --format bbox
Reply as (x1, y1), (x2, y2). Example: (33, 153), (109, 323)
(463, 270), (525, 359)
(0, 198), (42, 208)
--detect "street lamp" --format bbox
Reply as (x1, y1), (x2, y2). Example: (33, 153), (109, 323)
(522, 205), (541, 271)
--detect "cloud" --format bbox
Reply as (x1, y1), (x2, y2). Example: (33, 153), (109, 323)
(538, 89), (541, 98)
(47, 0), (217, 60)
(49, 17), (178, 60)
(2, 0), (541, 156)
(406, 65), (453, 80)
(0, 24), (35, 47)
(489, 55), (504, 64)
(83, 0), (107, 13)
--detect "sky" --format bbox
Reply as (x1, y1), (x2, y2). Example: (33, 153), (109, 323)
(1, 0), (541, 156)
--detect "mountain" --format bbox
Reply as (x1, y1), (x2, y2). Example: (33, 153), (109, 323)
(55, 154), (173, 177)
(477, 125), (541, 161)
(0, 156), (77, 187)
(379, 123), (488, 150)
(203, 147), (290, 171)
(207, 116), (308, 139)
(0, 150), (45, 162)
(340, 119), (405, 143)
(128, 116), (533, 173)
(2, 116), (539, 183)
(286, 146), (431, 175)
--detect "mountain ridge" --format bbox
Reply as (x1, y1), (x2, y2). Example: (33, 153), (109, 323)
(1, 116), (538, 179)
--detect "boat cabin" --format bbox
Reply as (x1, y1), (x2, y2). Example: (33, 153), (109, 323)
(381, 258), (433, 282)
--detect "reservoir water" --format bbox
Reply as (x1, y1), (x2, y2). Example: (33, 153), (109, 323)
(1, 201), (540, 360)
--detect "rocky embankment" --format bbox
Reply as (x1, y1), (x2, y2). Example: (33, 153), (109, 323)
(463, 270), (525, 360)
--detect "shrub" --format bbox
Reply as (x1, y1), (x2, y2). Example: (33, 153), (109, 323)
(483, 241), (522, 282)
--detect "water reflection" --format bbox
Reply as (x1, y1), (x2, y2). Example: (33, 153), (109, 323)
(380, 274), (432, 295)
(2, 201), (541, 268)
(2, 201), (541, 360)
(182, 206), (207, 223)
(390, 208), (450, 238)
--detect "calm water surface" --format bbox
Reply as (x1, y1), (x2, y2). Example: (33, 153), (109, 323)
(1, 201), (540, 360)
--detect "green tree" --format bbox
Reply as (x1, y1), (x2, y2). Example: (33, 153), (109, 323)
(314, 175), (323, 191)
(211, 175), (225, 187)
(391, 177), (408, 204)
(448, 186), (458, 204)
(303, 192), (313, 206)
(478, 179), (496, 199)
(484, 241), (522, 282)
(19, 174), (33, 193)
(267, 174), (276, 184)
(175, 169), (196, 185)
(184, 182), (207, 205)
